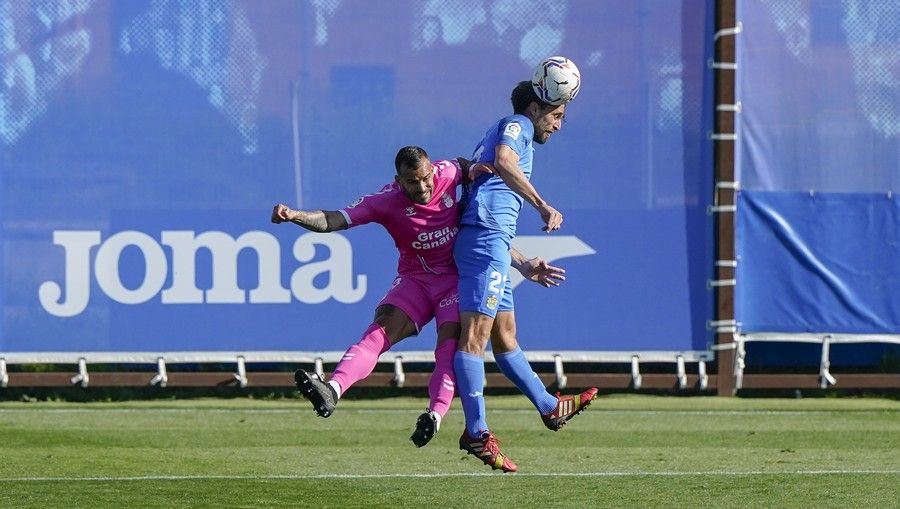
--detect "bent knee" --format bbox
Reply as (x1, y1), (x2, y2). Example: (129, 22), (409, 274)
(373, 305), (417, 342)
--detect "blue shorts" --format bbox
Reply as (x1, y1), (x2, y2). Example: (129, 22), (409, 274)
(454, 225), (514, 317)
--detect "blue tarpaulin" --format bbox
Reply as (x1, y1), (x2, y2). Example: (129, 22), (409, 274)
(736, 0), (900, 335)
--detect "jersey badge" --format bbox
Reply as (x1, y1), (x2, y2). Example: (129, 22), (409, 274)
(503, 122), (522, 140)
(441, 193), (453, 209)
(405, 206), (416, 216)
(486, 295), (498, 310)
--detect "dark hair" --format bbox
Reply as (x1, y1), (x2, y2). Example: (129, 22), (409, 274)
(395, 146), (429, 174)
(511, 80), (551, 114)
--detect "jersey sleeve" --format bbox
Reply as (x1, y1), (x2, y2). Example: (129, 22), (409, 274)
(339, 183), (392, 227)
(498, 118), (531, 159)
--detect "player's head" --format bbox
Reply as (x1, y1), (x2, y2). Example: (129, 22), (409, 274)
(511, 80), (566, 145)
(394, 146), (434, 205)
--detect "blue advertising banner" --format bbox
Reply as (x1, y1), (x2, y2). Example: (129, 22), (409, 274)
(1, 0), (714, 353)
(736, 0), (900, 334)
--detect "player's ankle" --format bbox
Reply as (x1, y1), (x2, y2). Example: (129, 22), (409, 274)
(327, 380), (342, 399)
(430, 410), (442, 432)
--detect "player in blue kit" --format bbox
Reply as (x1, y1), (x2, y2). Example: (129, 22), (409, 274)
(454, 81), (598, 473)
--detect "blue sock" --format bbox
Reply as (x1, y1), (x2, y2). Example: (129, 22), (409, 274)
(454, 351), (489, 434)
(495, 347), (557, 414)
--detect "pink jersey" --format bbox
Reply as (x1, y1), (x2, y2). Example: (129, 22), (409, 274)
(339, 159), (462, 276)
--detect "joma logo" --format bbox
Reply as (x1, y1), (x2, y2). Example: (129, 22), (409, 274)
(39, 230), (367, 317)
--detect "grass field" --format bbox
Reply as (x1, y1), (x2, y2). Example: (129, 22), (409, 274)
(0, 394), (898, 508)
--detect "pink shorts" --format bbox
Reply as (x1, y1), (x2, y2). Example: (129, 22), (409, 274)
(379, 272), (459, 333)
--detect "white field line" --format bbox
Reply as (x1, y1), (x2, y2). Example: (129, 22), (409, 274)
(0, 470), (899, 482)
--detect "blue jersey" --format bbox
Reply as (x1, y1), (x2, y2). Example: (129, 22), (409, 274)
(460, 114), (534, 237)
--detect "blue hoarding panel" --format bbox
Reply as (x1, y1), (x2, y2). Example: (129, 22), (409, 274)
(737, 191), (900, 333)
(1, 1), (714, 353)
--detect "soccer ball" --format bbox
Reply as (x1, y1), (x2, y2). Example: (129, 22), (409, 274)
(531, 56), (581, 105)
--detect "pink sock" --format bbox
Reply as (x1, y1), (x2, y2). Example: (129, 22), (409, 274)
(428, 338), (458, 417)
(330, 323), (392, 397)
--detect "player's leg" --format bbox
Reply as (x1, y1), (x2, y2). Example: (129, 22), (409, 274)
(296, 275), (424, 417)
(410, 275), (458, 447)
(410, 320), (458, 448)
(295, 304), (417, 417)
(425, 277), (461, 421)
(491, 310), (558, 415)
(429, 325), (459, 418)
(456, 311), (516, 472)
(455, 311), (494, 434)
(454, 228), (510, 435)
(329, 303), (418, 395)
(492, 309), (598, 431)
(453, 226), (517, 472)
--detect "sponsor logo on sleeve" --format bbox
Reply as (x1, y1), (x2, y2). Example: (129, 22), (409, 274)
(503, 122), (522, 140)
(348, 197), (364, 208)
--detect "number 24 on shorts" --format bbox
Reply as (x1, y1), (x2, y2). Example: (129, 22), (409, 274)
(488, 271), (507, 295)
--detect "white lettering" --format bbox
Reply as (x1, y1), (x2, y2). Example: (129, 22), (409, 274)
(439, 294), (459, 308)
(291, 234), (366, 304)
(416, 226), (452, 242)
(411, 226), (458, 250)
(161, 231), (290, 304)
(38, 231), (102, 317)
(94, 231), (167, 304)
(39, 230), (369, 316)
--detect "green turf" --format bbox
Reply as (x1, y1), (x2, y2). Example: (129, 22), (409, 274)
(0, 394), (897, 508)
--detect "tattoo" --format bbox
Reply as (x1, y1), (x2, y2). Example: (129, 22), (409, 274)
(292, 210), (329, 233)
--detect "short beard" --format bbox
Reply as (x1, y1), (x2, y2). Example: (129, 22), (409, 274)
(406, 192), (430, 204)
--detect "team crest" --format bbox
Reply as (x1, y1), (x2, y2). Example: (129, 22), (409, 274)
(441, 193), (453, 208)
(486, 295), (498, 310)
(405, 206), (416, 216)
(503, 122), (521, 140)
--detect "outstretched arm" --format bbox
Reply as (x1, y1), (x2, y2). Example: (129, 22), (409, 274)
(509, 247), (566, 288)
(493, 144), (562, 232)
(271, 203), (348, 233)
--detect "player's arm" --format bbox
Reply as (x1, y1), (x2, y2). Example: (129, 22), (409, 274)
(493, 144), (562, 232)
(271, 203), (348, 233)
(456, 157), (496, 184)
(509, 247), (566, 288)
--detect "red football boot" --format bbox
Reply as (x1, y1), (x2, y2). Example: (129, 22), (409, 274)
(459, 429), (518, 473)
(541, 387), (598, 431)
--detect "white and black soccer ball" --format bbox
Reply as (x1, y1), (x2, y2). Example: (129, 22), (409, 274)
(531, 56), (581, 105)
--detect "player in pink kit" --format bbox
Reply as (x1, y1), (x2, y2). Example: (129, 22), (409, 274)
(271, 146), (564, 447)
